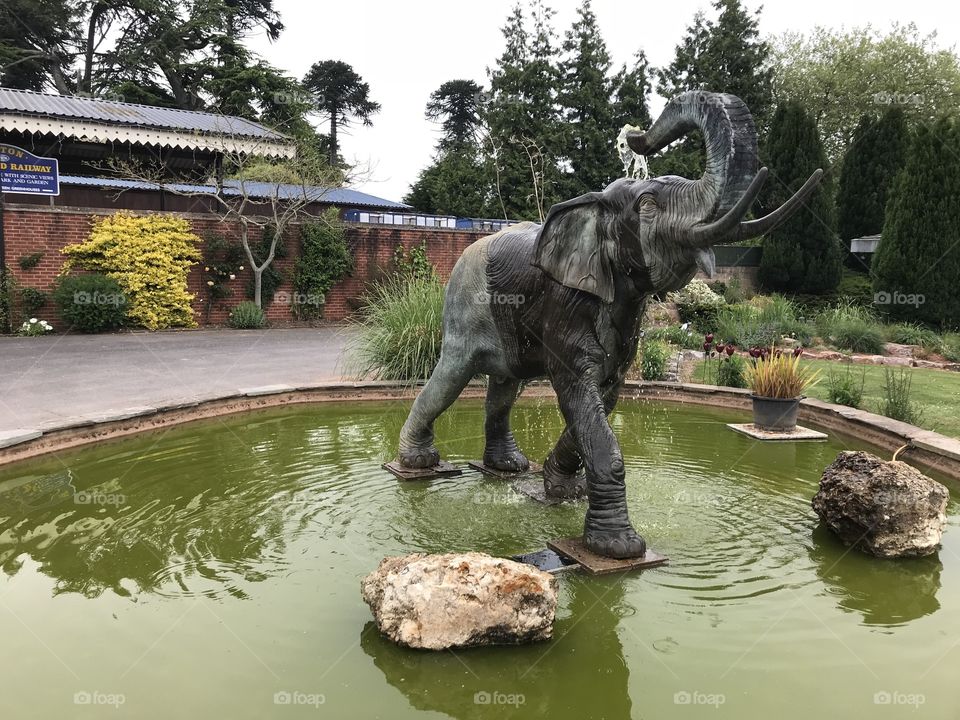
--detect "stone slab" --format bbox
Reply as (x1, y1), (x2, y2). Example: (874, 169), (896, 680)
(511, 476), (586, 505)
(85, 406), (158, 424)
(468, 460), (543, 479)
(239, 384), (295, 397)
(547, 537), (669, 576)
(511, 548), (580, 574)
(382, 460), (462, 481)
(0, 429), (43, 449)
(727, 423), (828, 441)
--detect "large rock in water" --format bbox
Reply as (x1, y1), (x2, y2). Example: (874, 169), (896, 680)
(812, 451), (949, 558)
(361, 552), (557, 650)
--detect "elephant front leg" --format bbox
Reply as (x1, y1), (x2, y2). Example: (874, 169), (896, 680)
(551, 370), (646, 559)
(482, 376), (530, 472)
(398, 352), (473, 468)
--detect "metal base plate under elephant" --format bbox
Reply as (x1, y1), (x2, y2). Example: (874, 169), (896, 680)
(392, 90), (822, 559)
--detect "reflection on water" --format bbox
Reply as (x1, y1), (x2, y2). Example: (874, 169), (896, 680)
(810, 524), (943, 626)
(0, 399), (958, 719)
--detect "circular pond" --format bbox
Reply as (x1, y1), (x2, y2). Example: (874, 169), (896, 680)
(1, 398), (957, 718)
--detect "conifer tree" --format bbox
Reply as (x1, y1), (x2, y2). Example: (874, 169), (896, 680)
(758, 101), (842, 294)
(836, 108), (910, 242)
(872, 115), (960, 327)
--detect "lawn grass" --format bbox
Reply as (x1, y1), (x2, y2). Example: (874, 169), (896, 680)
(691, 358), (960, 439)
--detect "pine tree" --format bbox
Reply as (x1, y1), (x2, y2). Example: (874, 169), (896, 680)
(836, 108), (910, 242)
(485, 0), (562, 220)
(873, 115), (960, 327)
(655, 0), (773, 177)
(612, 52), (653, 135)
(758, 101), (842, 294)
(557, 0), (616, 196)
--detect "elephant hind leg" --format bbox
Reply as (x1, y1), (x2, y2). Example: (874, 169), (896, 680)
(543, 427), (586, 499)
(482, 376), (529, 472)
(398, 352), (474, 468)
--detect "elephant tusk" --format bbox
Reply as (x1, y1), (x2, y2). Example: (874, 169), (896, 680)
(733, 169), (824, 241)
(684, 167), (768, 247)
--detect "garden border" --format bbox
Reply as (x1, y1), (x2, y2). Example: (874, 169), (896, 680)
(2, 380), (959, 481)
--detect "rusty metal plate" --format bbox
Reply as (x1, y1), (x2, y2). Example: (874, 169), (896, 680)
(468, 460), (543, 479)
(547, 536), (669, 575)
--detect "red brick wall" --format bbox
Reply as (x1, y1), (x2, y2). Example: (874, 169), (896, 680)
(2, 204), (485, 328)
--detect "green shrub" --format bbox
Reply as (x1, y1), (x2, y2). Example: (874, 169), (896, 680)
(943, 333), (960, 363)
(348, 274), (445, 381)
(228, 301), (266, 329)
(52, 274), (126, 333)
(18, 318), (53, 336)
(826, 366), (866, 408)
(19, 287), (48, 318)
(716, 354), (748, 388)
(647, 324), (701, 349)
(885, 322), (941, 349)
(18, 251), (43, 270)
(639, 339), (670, 380)
(878, 368), (924, 424)
(715, 296), (810, 348)
(816, 300), (885, 353)
(292, 212), (353, 319)
(668, 279), (725, 332)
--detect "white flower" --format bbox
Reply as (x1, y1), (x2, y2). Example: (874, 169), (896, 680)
(239, 265), (244, 270)
(229, 274), (236, 280)
(29, 318), (38, 324)
(680, 322), (689, 331)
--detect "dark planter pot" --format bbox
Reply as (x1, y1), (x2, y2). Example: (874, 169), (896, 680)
(751, 395), (801, 431)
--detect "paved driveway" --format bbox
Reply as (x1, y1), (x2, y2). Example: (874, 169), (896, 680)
(0, 326), (355, 433)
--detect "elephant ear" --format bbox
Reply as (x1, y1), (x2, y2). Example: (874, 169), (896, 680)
(533, 192), (615, 303)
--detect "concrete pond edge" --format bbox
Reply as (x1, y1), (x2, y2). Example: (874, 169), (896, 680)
(1, 379), (959, 482)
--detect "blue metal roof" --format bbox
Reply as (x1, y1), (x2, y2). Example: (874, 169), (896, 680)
(0, 87), (288, 141)
(59, 174), (411, 210)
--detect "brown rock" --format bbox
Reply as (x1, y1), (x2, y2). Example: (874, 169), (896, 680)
(361, 552), (558, 650)
(812, 451), (949, 558)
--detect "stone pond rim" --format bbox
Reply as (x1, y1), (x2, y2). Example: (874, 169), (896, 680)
(1, 379), (960, 483)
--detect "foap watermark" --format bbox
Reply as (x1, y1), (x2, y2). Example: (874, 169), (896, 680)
(874, 690), (925, 708)
(74, 490), (125, 506)
(872, 91), (924, 106)
(473, 488), (523, 506)
(874, 291), (924, 308)
(74, 290), (126, 307)
(274, 291), (324, 307)
(74, 690), (126, 708)
(674, 690), (726, 707)
(473, 291), (525, 307)
(273, 690), (326, 708)
(673, 489), (734, 506)
(473, 690), (525, 707)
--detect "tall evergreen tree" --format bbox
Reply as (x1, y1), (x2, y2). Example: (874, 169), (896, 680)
(836, 108), (910, 242)
(872, 116), (960, 327)
(655, 0), (774, 177)
(758, 101), (842, 294)
(612, 51), (653, 136)
(557, 0), (616, 196)
(485, 0), (562, 220)
(303, 60), (381, 166)
(426, 79), (483, 149)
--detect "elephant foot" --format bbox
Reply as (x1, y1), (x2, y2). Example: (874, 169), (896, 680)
(542, 455), (587, 499)
(398, 445), (440, 469)
(482, 446), (530, 473)
(584, 525), (647, 559)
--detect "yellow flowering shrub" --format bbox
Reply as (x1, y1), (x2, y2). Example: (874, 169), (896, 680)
(62, 212), (202, 330)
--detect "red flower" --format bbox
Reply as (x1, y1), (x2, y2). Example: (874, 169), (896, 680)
(794, 347), (804, 357)
(716, 343), (726, 354)
(705, 333), (714, 344)
(726, 345), (735, 356)
(703, 342), (712, 352)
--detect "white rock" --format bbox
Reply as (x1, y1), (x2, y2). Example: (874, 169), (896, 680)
(361, 552), (558, 650)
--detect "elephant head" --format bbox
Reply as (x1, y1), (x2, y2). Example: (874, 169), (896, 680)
(534, 91), (822, 302)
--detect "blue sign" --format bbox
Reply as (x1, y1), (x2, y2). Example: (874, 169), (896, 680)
(0, 144), (59, 196)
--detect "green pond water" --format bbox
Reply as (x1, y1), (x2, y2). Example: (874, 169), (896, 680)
(1, 398), (958, 719)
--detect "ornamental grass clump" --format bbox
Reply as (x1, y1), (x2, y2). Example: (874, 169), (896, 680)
(61, 212), (202, 330)
(348, 274), (445, 382)
(746, 346), (820, 399)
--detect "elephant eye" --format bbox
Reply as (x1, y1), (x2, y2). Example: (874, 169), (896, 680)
(634, 194), (659, 213)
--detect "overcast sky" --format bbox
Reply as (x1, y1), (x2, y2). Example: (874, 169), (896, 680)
(248, 0), (959, 205)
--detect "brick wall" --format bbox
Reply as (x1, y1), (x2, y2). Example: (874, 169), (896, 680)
(2, 203), (485, 327)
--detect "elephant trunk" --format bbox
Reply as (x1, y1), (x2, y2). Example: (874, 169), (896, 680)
(626, 91), (758, 223)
